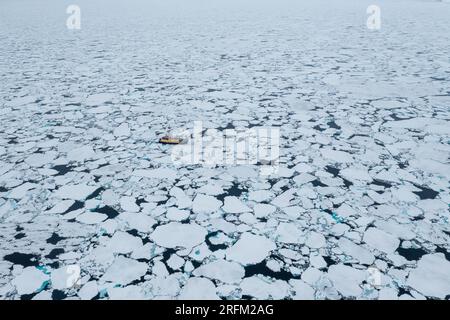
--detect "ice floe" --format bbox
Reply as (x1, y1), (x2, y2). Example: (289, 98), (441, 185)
(101, 256), (147, 286)
(2, 0), (450, 301)
(54, 185), (98, 201)
(11, 267), (49, 295)
(406, 254), (450, 299)
(178, 277), (219, 300)
(150, 222), (207, 250)
(226, 233), (276, 265)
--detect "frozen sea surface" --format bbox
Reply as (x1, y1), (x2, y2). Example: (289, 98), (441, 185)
(1, 0), (450, 300)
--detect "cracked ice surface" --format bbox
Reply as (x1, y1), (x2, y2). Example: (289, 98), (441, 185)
(1, 0), (450, 300)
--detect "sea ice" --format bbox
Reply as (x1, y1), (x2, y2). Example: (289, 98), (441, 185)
(66, 146), (96, 162)
(338, 237), (375, 265)
(120, 196), (140, 212)
(166, 207), (190, 221)
(119, 212), (156, 233)
(166, 254), (185, 270)
(363, 228), (400, 254)
(406, 254), (450, 299)
(101, 256), (147, 286)
(290, 279), (315, 300)
(253, 204), (276, 218)
(106, 231), (143, 254)
(192, 194), (222, 214)
(11, 267), (49, 295)
(150, 222), (207, 250)
(226, 232), (276, 265)
(178, 277), (219, 300)
(108, 285), (145, 300)
(222, 196), (251, 214)
(240, 276), (290, 299)
(2, 0), (449, 301)
(305, 231), (326, 249)
(47, 200), (76, 214)
(275, 223), (304, 244)
(193, 259), (245, 284)
(76, 212), (108, 224)
(77, 281), (98, 300)
(132, 168), (177, 180)
(54, 185), (98, 201)
(327, 264), (366, 297)
(113, 123), (131, 137)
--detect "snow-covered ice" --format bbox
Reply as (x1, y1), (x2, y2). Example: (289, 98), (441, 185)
(226, 233), (276, 265)
(150, 222), (207, 250)
(1, 0), (449, 301)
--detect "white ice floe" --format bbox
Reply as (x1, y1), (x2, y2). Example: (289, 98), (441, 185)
(78, 281), (98, 300)
(290, 279), (315, 300)
(275, 223), (304, 244)
(166, 207), (190, 221)
(101, 189), (119, 206)
(2, 0), (450, 301)
(271, 189), (295, 208)
(66, 145), (96, 162)
(54, 184), (98, 201)
(51, 266), (79, 290)
(106, 231), (143, 254)
(11, 267), (49, 295)
(222, 196), (251, 214)
(363, 227), (400, 254)
(240, 276), (290, 299)
(340, 167), (372, 183)
(120, 196), (140, 212)
(178, 277), (219, 300)
(226, 232), (276, 265)
(131, 243), (163, 260)
(209, 218), (237, 234)
(32, 291), (52, 300)
(119, 212), (156, 233)
(248, 190), (273, 202)
(113, 123), (131, 137)
(85, 93), (115, 106)
(374, 219), (415, 241)
(149, 273), (182, 297)
(152, 261), (169, 278)
(108, 285), (145, 300)
(150, 222), (207, 250)
(301, 267), (324, 286)
(167, 254), (185, 270)
(378, 287), (399, 300)
(76, 211), (108, 224)
(8, 182), (37, 199)
(169, 187), (192, 209)
(24, 153), (56, 167)
(193, 259), (245, 284)
(192, 194), (222, 214)
(196, 184), (224, 196)
(132, 168), (177, 180)
(293, 173), (316, 185)
(266, 260), (281, 272)
(305, 231), (326, 249)
(327, 264), (366, 297)
(406, 254), (450, 299)
(338, 237), (375, 265)
(391, 187), (418, 203)
(310, 254), (327, 269)
(253, 203), (276, 218)
(320, 149), (353, 163)
(47, 200), (75, 214)
(101, 256), (147, 286)
(416, 199), (447, 212)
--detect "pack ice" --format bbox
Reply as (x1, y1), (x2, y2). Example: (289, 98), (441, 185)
(1, 0), (450, 301)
